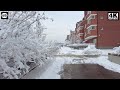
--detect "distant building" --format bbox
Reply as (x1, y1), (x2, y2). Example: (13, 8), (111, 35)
(66, 35), (70, 41)
(65, 35), (70, 45)
(75, 20), (85, 43)
(70, 31), (76, 44)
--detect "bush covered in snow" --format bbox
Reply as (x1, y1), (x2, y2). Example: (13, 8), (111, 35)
(0, 11), (59, 79)
(82, 45), (102, 55)
(112, 46), (120, 55)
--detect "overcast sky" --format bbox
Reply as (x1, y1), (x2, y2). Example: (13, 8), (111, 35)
(42, 11), (84, 43)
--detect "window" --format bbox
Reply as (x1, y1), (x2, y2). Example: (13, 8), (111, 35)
(91, 15), (95, 19)
(91, 26), (96, 30)
(88, 26), (96, 30)
(87, 26), (96, 33)
(87, 15), (95, 24)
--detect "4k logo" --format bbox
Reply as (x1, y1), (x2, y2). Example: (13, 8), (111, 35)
(108, 12), (119, 20)
(1, 12), (8, 19)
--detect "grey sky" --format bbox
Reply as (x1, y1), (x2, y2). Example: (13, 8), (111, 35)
(42, 11), (84, 43)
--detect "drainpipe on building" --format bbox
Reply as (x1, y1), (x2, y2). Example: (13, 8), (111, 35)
(96, 11), (98, 49)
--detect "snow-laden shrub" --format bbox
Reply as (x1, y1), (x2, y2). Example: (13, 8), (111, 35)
(82, 45), (102, 55)
(0, 11), (58, 79)
(112, 46), (120, 55)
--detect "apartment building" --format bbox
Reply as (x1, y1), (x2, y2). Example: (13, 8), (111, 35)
(75, 21), (83, 43)
(71, 11), (120, 49)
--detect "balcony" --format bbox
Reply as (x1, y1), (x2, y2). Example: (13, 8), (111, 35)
(87, 25), (97, 32)
(87, 14), (97, 20)
(79, 33), (84, 36)
(86, 14), (97, 28)
(85, 35), (97, 41)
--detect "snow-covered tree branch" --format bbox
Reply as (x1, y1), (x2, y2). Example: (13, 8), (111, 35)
(0, 11), (59, 79)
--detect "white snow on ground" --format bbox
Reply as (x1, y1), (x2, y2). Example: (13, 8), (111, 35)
(67, 43), (88, 47)
(111, 46), (120, 55)
(58, 46), (84, 55)
(58, 45), (113, 56)
(38, 46), (120, 79)
(38, 57), (74, 79)
(82, 45), (102, 55)
(58, 46), (73, 55)
(101, 49), (113, 55)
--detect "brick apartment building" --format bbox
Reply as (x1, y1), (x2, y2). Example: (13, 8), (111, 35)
(66, 11), (120, 49)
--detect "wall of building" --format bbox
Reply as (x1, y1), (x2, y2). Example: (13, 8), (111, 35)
(97, 11), (120, 48)
(85, 37), (97, 43)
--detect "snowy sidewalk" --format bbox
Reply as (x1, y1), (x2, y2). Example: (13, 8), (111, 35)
(21, 59), (54, 79)
(38, 57), (74, 79)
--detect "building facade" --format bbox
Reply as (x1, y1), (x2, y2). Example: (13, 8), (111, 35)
(66, 11), (120, 49)
(69, 31), (76, 44)
(97, 11), (120, 48)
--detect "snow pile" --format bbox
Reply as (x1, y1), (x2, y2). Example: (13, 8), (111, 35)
(71, 50), (83, 55)
(82, 45), (102, 55)
(58, 45), (112, 56)
(58, 45), (102, 56)
(58, 46), (72, 55)
(111, 46), (120, 55)
(100, 49), (113, 55)
(0, 11), (59, 79)
(58, 46), (83, 55)
(67, 43), (88, 47)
